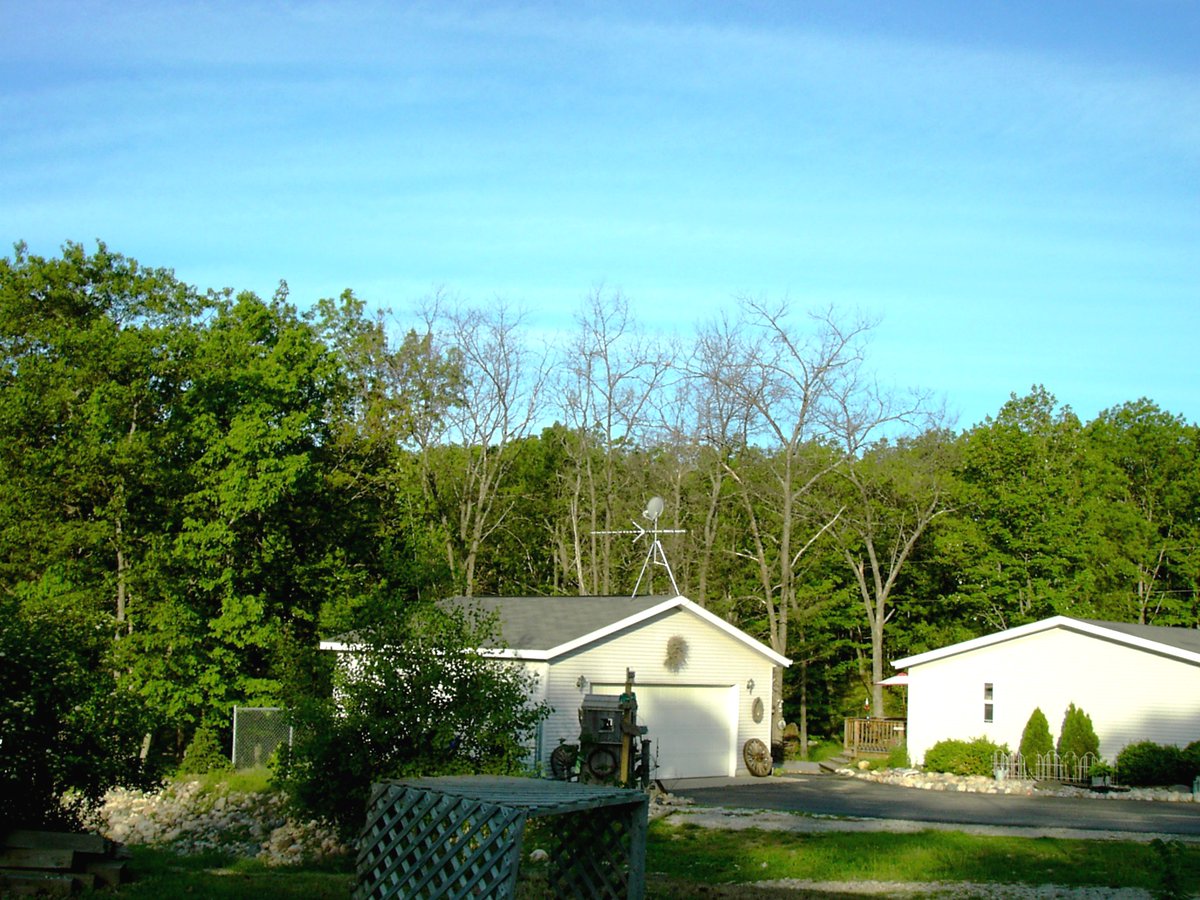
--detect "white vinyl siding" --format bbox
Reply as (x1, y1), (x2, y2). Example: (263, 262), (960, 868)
(592, 683), (738, 778)
(534, 606), (776, 778)
(905, 627), (1200, 765)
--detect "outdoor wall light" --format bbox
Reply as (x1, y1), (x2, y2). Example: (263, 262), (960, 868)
(576, 675), (588, 692)
(746, 678), (755, 693)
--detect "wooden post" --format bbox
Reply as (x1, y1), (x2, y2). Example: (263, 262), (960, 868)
(619, 668), (635, 786)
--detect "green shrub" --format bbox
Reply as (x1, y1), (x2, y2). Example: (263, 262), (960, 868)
(923, 737), (1008, 776)
(1116, 741), (1188, 787)
(1, 575), (149, 830)
(1183, 740), (1200, 783)
(1018, 707), (1054, 760)
(885, 742), (911, 769)
(177, 724), (233, 775)
(1057, 703), (1099, 760)
(276, 603), (552, 838)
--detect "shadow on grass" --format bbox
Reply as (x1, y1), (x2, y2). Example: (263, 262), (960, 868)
(107, 845), (354, 899)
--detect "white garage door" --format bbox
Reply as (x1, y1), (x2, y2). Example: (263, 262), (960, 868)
(599, 683), (737, 779)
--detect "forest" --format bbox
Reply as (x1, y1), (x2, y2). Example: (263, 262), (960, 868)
(3, 241), (1199, 795)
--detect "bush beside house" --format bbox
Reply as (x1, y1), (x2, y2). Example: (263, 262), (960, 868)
(922, 737), (1008, 777)
(1116, 740), (1200, 787)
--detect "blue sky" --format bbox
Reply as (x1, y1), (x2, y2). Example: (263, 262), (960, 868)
(3, 1), (1197, 430)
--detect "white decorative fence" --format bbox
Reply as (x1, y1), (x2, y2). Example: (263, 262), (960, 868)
(992, 750), (1106, 785)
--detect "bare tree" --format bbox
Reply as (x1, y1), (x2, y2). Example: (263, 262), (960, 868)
(553, 288), (675, 594)
(674, 313), (758, 609)
(417, 295), (549, 596)
(688, 299), (879, 745)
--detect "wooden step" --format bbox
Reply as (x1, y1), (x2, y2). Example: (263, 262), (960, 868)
(0, 869), (94, 896)
(818, 755), (851, 773)
(85, 858), (129, 888)
(1, 828), (122, 893)
(2, 830), (109, 855)
(0, 847), (75, 870)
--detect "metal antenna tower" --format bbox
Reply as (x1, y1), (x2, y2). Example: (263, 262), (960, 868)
(592, 496), (686, 597)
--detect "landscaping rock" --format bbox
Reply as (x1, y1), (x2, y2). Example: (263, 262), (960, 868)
(839, 766), (1196, 802)
(85, 781), (350, 867)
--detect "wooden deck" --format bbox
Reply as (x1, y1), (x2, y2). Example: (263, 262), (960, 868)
(843, 717), (906, 757)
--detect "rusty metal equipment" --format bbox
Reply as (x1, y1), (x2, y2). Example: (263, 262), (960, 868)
(551, 669), (651, 787)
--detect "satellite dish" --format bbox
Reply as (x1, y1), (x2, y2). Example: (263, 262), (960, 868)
(643, 496), (664, 521)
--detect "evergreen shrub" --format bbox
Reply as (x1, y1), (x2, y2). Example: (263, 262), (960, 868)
(177, 724), (233, 775)
(1116, 741), (1188, 787)
(922, 737), (1008, 776)
(1056, 703), (1099, 760)
(1018, 707), (1054, 760)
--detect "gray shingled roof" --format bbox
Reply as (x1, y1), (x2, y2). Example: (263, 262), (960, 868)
(440, 595), (673, 651)
(1075, 618), (1200, 655)
(893, 614), (1200, 669)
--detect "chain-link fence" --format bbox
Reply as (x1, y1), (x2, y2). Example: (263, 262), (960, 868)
(231, 706), (293, 769)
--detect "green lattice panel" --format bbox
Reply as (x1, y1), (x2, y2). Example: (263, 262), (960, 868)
(355, 784), (525, 899)
(546, 804), (633, 898)
(356, 777), (648, 899)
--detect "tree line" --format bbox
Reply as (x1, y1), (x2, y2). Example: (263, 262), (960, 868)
(3, 242), (1198, 813)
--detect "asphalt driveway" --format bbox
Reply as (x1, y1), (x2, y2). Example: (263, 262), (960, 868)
(663, 773), (1200, 838)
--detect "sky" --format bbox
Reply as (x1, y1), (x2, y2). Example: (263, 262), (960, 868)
(3, 0), (1198, 431)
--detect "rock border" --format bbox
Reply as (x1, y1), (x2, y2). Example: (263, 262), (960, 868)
(85, 780), (350, 867)
(837, 766), (1197, 802)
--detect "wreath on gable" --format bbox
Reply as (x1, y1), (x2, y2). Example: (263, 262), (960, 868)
(664, 635), (688, 672)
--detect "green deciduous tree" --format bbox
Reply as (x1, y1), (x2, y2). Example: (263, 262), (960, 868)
(277, 603), (551, 837)
(116, 287), (345, 734)
(1085, 400), (1200, 625)
(949, 387), (1101, 628)
(0, 571), (147, 829)
(0, 240), (200, 629)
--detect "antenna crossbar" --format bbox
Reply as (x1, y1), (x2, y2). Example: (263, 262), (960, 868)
(591, 499), (687, 597)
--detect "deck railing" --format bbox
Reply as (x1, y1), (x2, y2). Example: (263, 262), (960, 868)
(843, 717), (906, 756)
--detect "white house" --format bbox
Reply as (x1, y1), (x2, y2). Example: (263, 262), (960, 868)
(322, 594), (789, 780)
(892, 616), (1200, 765)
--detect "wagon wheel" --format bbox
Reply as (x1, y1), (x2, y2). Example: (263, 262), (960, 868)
(585, 746), (619, 781)
(550, 743), (578, 781)
(743, 738), (772, 777)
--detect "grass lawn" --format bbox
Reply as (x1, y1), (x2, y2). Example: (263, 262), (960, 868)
(104, 819), (1200, 897)
(103, 846), (354, 898)
(641, 820), (1200, 897)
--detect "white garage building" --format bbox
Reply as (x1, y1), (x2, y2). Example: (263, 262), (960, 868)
(434, 594), (789, 780)
(892, 616), (1200, 765)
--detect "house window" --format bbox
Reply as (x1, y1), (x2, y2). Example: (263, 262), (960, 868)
(983, 683), (994, 723)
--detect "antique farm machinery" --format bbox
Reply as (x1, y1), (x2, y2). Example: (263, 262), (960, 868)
(550, 669), (651, 787)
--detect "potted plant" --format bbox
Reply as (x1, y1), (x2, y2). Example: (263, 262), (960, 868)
(1089, 759), (1114, 788)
